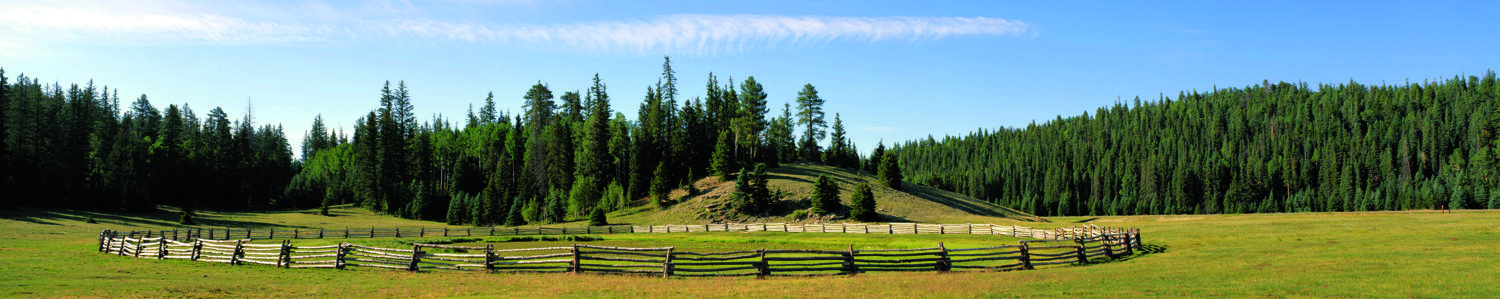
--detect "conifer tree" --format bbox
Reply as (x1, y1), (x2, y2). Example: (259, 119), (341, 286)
(849, 183), (879, 222)
(810, 175), (841, 214)
(711, 131), (736, 179)
(795, 84), (826, 162)
(730, 167), (753, 213)
(879, 152), (904, 191)
(650, 161), (671, 207)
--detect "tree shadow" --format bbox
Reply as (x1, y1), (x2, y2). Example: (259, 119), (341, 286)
(1, 207), (306, 229)
(1072, 218), (1100, 223)
(901, 184), (1046, 222)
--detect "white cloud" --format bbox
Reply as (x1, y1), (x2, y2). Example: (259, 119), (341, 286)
(0, 1), (1032, 55)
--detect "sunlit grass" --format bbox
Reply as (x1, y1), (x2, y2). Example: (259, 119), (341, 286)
(4, 206), (1498, 297)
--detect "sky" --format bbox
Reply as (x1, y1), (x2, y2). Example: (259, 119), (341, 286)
(4, 0), (1500, 160)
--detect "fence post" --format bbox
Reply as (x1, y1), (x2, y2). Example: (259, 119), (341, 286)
(758, 249), (769, 278)
(97, 230), (108, 252)
(845, 245), (858, 275)
(191, 240), (202, 261)
(117, 233), (127, 256)
(1101, 233), (1114, 258)
(282, 240), (293, 268)
(484, 244), (495, 272)
(157, 238), (166, 259)
(420, 227), (425, 238)
(1122, 232), (1134, 255)
(663, 247), (674, 278)
(232, 240), (244, 265)
(572, 244), (582, 274)
(1019, 242), (1033, 270)
(443, 228), (449, 237)
(268, 228), (274, 240)
(335, 243), (347, 270)
(132, 237), (142, 258)
(1074, 238), (1087, 264)
(408, 244), (421, 272)
(489, 226), (495, 236)
(396, 227), (402, 238)
(937, 242), (950, 272)
(318, 229), (324, 239)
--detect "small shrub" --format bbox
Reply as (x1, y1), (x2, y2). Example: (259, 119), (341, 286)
(588, 209), (608, 226)
(84, 216), (98, 224)
(178, 212), (195, 225)
(789, 209), (809, 220)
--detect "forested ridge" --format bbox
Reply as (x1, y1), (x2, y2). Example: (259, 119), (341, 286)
(892, 74), (1500, 216)
(0, 69), (295, 212)
(0, 57), (873, 226)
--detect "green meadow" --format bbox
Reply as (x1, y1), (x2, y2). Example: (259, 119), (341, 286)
(3, 206), (1497, 298)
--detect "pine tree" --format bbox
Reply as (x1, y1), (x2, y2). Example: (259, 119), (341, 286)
(849, 183), (879, 222)
(878, 152), (903, 191)
(750, 163), (772, 211)
(650, 161), (671, 207)
(795, 84), (826, 162)
(810, 175), (841, 214)
(589, 208), (608, 226)
(711, 131), (736, 180)
(730, 167), (753, 214)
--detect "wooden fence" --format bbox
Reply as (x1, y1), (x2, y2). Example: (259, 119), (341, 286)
(96, 224), (1142, 277)
(105, 223), (1135, 243)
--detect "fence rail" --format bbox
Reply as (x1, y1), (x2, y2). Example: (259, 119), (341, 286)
(106, 223), (1137, 244)
(96, 224), (1141, 278)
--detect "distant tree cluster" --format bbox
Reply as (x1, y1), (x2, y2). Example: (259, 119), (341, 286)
(893, 75), (1500, 216)
(282, 57), (872, 225)
(0, 68), (295, 212)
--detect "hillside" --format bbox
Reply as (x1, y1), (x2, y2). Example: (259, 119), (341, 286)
(609, 164), (1045, 225)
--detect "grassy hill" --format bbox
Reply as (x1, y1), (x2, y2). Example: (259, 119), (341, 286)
(608, 164), (1045, 225)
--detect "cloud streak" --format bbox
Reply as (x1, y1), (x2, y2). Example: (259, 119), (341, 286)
(0, 2), (1032, 55)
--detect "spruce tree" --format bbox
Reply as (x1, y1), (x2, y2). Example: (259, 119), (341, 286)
(810, 175), (841, 214)
(506, 197), (526, 226)
(730, 167), (753, 214)
(650, 162), (671, 207)
(849, 183), (879, 222)
(588, 209), (608, 226)
(750, 163), (772, 211)
(795, 84), (826, 163)
(878, 152), (903, 191)
(711, 131), (736, 180)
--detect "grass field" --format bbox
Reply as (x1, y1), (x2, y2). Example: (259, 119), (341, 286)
(613, 164), (1045, 225)
(4, 206), (1498, 298)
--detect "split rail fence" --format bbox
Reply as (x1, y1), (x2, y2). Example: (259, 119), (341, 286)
(105, 223), (1135, 242)
(98, 223), (1140, 277)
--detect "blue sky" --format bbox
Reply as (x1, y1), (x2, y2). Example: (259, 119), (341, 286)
(4, 0), (1499, 159)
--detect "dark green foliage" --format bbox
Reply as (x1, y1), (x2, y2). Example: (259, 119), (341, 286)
(795, 84), (826, 162)
(506, 197), (526, 226)
(0, 64), (889, 228)
(750, 163), (773, 211)
(878, 152), (903, 191)
(178, 211), (195, 225)
(893, 74), (1500, 216)
(849, 183), (879, 222)
(810, 175), (842, 214)
(711, 130), (736, 179)
(588, 208), (608, 226)
(650, 162), (671, 207)
(730, 167), (753, 214)
(85, 216), (98, 224)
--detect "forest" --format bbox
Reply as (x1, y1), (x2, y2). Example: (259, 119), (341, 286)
(891, 75), (1500, 216)
(0, 58), (872, 225)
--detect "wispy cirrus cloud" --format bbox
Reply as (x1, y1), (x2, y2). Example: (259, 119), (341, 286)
(0, 1), (1033, 55)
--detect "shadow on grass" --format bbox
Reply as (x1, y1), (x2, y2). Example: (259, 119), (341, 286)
(902, 184), (1047, 222)
(1, 207), (312, 229)
(1073, 218), (1100, 223)
(1073, 242), (1168, 266)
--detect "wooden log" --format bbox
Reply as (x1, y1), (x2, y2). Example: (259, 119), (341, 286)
(664, 247), (674, 278)
(1019, 242), (1032, 270)
(937, 242), (950, 272)
(571, 244), (582, 274)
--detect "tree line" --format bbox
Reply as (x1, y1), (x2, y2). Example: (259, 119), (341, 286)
(891, 74), (1500, 216)
(0, 69), (295, 212)
(283, 57), (877, 226)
